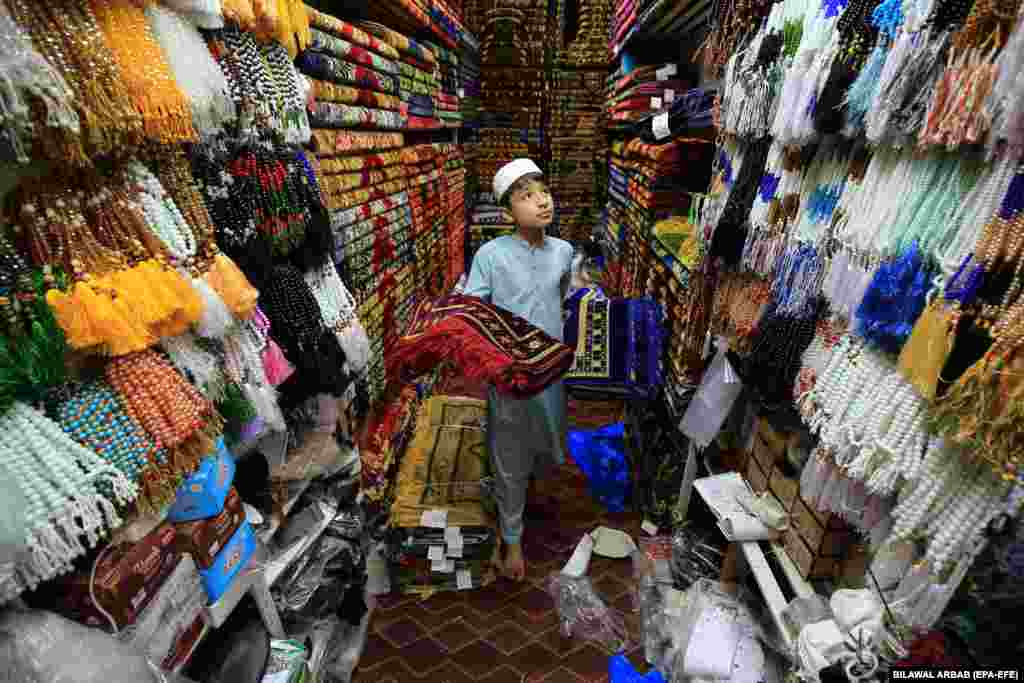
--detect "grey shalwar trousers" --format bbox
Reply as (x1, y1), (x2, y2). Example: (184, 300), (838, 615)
(487, 381), (567, 544)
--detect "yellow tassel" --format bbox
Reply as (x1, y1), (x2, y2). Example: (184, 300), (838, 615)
(136, 260), (183, 323)
(46, 287), (100, 348)
(110, 266), (165, 328)
(207, 253), (259, 318)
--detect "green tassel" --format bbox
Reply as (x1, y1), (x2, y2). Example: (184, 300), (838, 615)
(217, 381), (257, 441)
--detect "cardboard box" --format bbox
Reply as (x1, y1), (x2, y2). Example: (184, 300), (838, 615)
(173, 488), (244, 569)
(167, 438), (236, 523)
(768, 467), (799, 509)
(783, 529), (839, 579)
(56, 523), (181, 631)
(745, 456), (768, 493)
(200, 520), (257, 603)
(119, 554), (206, 668)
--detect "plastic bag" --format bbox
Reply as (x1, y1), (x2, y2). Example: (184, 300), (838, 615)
(670, 525), (725, 590)
(545, 573), (631, 653)
(609, 654), (667, 683)
(567, 422), (630, 512)
(0, 609), (198, 683)
(319, 598), (373, 683)
(679, 344), (744, 447)
(264, 640), (307, 683)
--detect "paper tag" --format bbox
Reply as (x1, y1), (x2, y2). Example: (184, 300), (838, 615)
(641, 520), (659, 536)
(433, 559), (455, 573)
(656, 64), (677, 80)
(457, 569), (472, 590)
(664, 89), (675, 103)
(427, 545), (445, 562)
(421, 509), (448, 528)
(447, 542), (463, 558)
(653, 112), (670, 140)
(458, 88), (465, 97)
(651, 97), (663, 110)
(444, 527), (462, 544)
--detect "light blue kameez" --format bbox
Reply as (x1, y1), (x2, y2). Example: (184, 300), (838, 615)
(464, 234), (574, 544)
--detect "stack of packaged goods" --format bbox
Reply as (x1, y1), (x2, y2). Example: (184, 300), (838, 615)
(425, 39), (463, 128)
(548, 70), (608, 242)
(385, 395), (496, 595)
(561, 0), (612, 66)
(606, 61), (691, 130)
(300, 10), (407, 131)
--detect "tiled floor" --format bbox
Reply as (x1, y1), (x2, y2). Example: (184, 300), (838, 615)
(357, 464), (647, 683)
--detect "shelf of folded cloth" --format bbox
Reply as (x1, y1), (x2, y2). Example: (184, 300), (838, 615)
(611, 0), (713, 59)
(479, 5), (552, 66)
(357, 0), (460, 51)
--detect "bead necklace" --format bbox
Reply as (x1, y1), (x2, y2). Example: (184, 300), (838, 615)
(57, 382), (173, 513)
(0, 401), (137, 598)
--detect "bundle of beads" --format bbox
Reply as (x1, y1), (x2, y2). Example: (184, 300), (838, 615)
(105, 350), (221, 475)
(0, 402), (137, 600)
(56, 382), (174, 512)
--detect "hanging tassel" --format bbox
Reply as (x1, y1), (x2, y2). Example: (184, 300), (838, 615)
(206, 252), (259, 318)
(189, 275), (234, 338)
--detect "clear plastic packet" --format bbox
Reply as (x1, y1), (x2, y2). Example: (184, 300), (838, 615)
(679, 344), (745, 448)
(670, 525), (725, 590)
(0, 609), (199, 683)
(544, 573), (631, 653)
(264, 639), (308, 683)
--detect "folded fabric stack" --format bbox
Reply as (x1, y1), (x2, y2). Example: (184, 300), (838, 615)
(359, 384), (423, 508)
(307, 127), (414, 402)
(403, 144), (463, 298)
(561, 0), (611, 66)
(610, 0), (712, 58)
(423, 40), (460, 95)
(562, 290), (665, 400)
(602, 137), (714, 392)
(473, 128), (540, 186)
(480, 67), (544, 129)
(385, 395), (495, 595)
(435, 93), (463, 128)
(467, 193), (516, 258)
(548, 70), (608, 242)
(357, 21), (443, 129)
(300, 10), (408, 131)
(611, 0), (639, 52)
(481, 5), (548, 66)
(631, 87), (717, 142)
(444, 151), (467, 286)
(606, 63), (692, 130)
(458, 35), (481, 126)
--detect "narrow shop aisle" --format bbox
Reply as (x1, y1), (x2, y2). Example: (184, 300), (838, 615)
(357, 463), (645, 683)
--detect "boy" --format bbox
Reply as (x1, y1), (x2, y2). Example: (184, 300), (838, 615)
(463, 158), (574, 581)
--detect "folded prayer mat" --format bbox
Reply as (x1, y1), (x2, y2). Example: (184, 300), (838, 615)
(391, 295), (574, 398)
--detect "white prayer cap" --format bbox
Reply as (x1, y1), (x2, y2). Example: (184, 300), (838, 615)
(492, 158), (543, 203)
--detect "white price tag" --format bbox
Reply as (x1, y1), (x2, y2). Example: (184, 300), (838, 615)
(458, 88), (465, 97)
(653, 112), (671, 140)
(641, 520), (659, 536)
(656, 63), (677, 81)
(420, 509), (448, 529)
(434, 559), (455, 573)
(651, 97), (663, 110)
(457, 569), (472, 590)
(664, 89), (675, 104)
(444, 527), (462, 544)
(427, 545), (445, 562)
(447, 542), (463, 558)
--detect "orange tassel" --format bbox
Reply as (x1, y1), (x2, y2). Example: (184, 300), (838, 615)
(206, 253), (259, 318)
(46, 287), (100, 349)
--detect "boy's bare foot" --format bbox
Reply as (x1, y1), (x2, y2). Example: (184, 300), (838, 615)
(504, 542), (526, 581)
